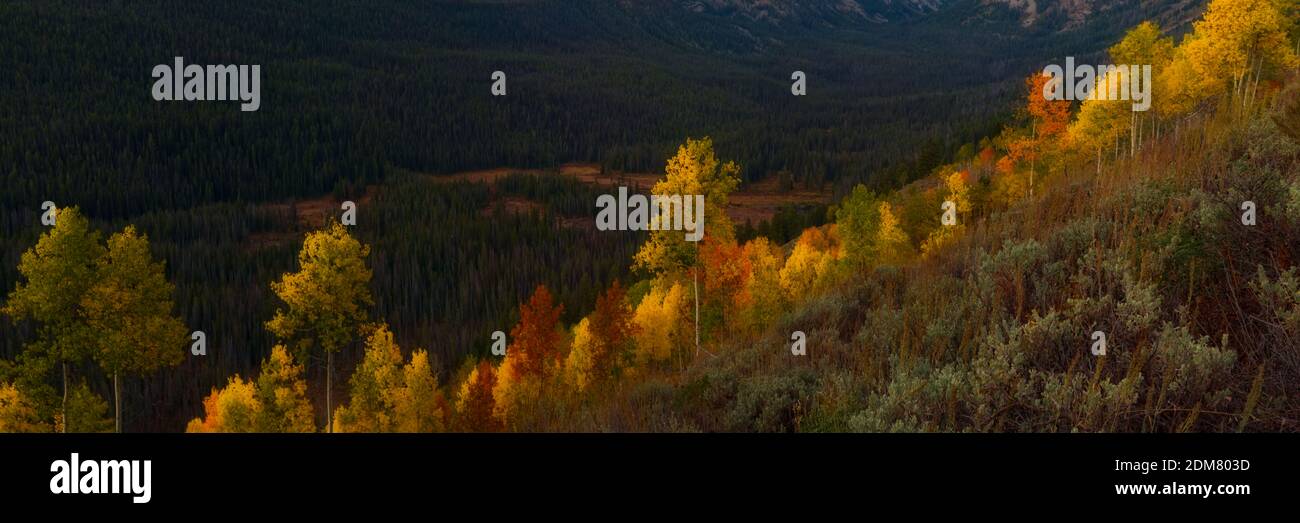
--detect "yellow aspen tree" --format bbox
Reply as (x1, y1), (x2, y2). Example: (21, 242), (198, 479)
(186, 376), (260, 433)
(0, 383), (50, 433)
(2, 206), (102, 432)
(875, 202), (912, 266)
(333, 324), (403, 432)
(82, 226), (188, 433)
(632, 280), (689, 366)
(255, 345), (316, 433)
(1182, 0), (1299, 109)
(633, 138), (741, 359)
(921, 171), (973, 256)
(266, 221), (373, 433)
(737, 238), (786, 336)
(779, 227), (838, 301)
(564, 318), (597, 392)
(391, 350), (444, 433)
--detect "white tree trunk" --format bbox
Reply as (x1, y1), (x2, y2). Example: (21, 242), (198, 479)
(326, 351), (333, 433)
(62, 362), (68, 434)
(693, 269), (700, 358)
(113, 372), (120, 434)
(1130, 111), (1136, 158)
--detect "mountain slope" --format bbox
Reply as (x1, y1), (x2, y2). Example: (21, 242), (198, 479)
(562, 102), (1300, 433)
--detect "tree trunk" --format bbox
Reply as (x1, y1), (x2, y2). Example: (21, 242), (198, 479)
(321, 351), (327, 431)
(1030, 123), (1035, 198)
(1130, 111), (1136, 158)
(113, 372), (120, 434)
(693, 268), (700, 359)
(1250, 54), (1263, 112)
(62, 362), (68, 434)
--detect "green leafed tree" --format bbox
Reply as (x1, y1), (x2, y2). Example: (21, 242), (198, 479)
(185, 345), (315, 433)
(334, 324), (444, 433)
(266, 221), (373, 432)
(633, 137), (741, 276)
(332, 324), (403, 432)
(255, 345), (316, 433)
(0, 382), (49, 433)
(632, 137), (741, 358)
(61, 381), (113, 434)
(186, 376), (260, 433)
(2, 206), (102, 432)
(835, 184), (883, 268)
(81, 225), (188, 432)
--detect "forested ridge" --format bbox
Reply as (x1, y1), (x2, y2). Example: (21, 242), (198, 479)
(9, 0), (1297, 433)
(0, 0), (1200, 218)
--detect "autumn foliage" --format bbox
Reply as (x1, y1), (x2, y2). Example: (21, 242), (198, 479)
(7, 0), (1299, 434)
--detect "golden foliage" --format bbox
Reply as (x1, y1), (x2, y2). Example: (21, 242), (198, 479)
(255, 345), (316, 433)
(633, 137), (741, 276)
(186, 346), (315, 433)
(266, 221), (373, 356)
(0, 383), (49, 433)
(334, 324), (444, 433)
(875, 202), (913, 265)
(391, 350), (445, 433)
(186, 375), (260, 433)
(564, 318), (598, 392)
(82, 226), (188, 377)
(735, 238), (786, 335)
(779, 226), (840, 301)
(1183, 0), (1298, 96)
(632, 279), (690, 365)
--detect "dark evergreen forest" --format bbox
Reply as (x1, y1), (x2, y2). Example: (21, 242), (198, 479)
(0, 0), (1194, 430)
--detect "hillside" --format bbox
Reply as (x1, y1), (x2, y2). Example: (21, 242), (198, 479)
(572, 103), (1300, 433)
(430, 1), (1300, 433)
(4, 0), (1298, 435)
(0, 0), (1203, 431)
